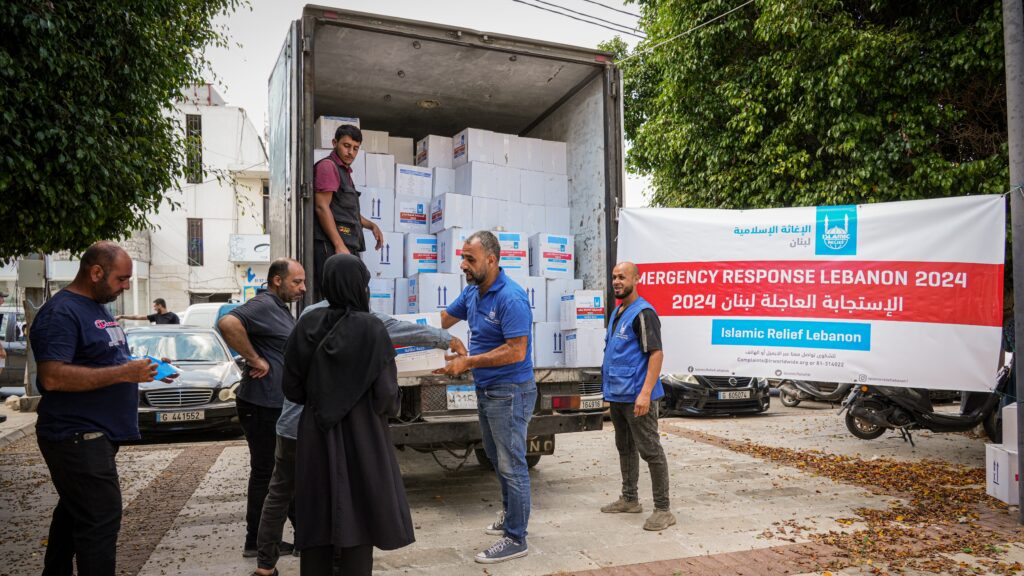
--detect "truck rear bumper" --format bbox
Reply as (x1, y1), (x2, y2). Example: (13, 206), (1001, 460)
(390, 412), (604, 447)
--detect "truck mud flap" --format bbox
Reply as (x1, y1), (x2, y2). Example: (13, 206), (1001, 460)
(390, 412), (604, 447)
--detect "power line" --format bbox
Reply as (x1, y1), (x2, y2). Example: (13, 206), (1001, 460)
(511, 0), (646, 39)
(529, 0), (645, 34)
(618, 0), (755, 63)
(574, 0), (640, 19)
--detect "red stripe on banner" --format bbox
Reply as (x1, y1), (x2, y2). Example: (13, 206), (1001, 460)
(636, 260), (1003, 327)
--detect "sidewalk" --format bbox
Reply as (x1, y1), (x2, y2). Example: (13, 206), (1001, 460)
(0, 402), (36, 448)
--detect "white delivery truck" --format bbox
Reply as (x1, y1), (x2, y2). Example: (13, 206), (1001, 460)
(267, 5), (625, 468)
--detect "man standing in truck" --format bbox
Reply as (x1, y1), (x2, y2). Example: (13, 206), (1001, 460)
(439, 230), (535, 564)
(599, 261), (675, 531)
(313, 124), (384, 301)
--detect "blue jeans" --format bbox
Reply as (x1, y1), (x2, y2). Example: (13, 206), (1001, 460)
(476, 380), (537, 543)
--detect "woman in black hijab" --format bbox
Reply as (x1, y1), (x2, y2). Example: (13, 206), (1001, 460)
(282, 254), (414, 575)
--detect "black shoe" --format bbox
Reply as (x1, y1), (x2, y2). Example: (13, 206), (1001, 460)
(278, 541), (294, 555)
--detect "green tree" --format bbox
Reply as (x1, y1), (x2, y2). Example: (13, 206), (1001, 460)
(609, 0), (1007, 209)
(0, 0), (242, 259)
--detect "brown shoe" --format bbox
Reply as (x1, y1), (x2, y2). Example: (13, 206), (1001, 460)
(600, 497), (643, 513)
(643, 509), (676, 531)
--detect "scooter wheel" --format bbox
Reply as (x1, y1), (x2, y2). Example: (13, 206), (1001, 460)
(780, 391), (801, 408)
(845, 410), (886, 440)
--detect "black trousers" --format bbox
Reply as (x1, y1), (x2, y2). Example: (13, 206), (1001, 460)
(236, 398), (282, 549)
(313, 239), (360, 302)
(299, 544), (373, 576)
(38, 433), (122, 576)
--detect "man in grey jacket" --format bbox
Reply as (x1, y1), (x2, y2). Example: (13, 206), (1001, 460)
(251, 302), (466, 576)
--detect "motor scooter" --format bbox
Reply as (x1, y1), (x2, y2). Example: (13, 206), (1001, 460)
(778, 380), (853, 407)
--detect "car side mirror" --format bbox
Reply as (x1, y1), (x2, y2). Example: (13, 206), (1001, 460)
(233, 355), (246, 370)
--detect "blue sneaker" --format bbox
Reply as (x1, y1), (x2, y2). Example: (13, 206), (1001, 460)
(475, 536), (528, 563)
(484, 510), (505, 535)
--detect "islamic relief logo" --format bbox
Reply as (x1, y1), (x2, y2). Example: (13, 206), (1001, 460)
(815, 205), (858, 256)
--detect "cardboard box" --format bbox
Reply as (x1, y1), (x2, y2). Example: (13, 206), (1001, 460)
(511, 275), (546, 322)
(520, 170), (546, 205)
(368, 278), (394, 315)
(508, 136), (529, 170)
(499, 166), (522, 204)
(542, 140), (567, 175)
(314, 116), (360, 148)
(392, 313), (447, 376)
(364, 153), (395, 189)
(504, 201), (524, 233)
(455, 161), (501, 199)
(546, 206), (571, 235)
(491, 132), (512, 166)
(533, 322), (565, 368)
(357, 186), (395, 232)
(395, 163), (433, 198)
(404, 233), (438, 275)
(348, 152), (367, 187)
(523, 205), (547, 237)
(496, 231), (529, 280)
(416, 135), (453, 169)
(432, 167), (455, 197)
(986, 443), (1020, 505)
(394, 195), (430, 234)
(529, 233), (574, 279)
(544, 174), (569, 207)
(388, 136), (414, 165)
(408, 273), (462, 314)
(394, 278), (412, 314)
(430, 194), (474, 234)
(565, 328), (605, 368)
(547, 278), (584, 323)
(361, 129), (389, 154)
(437, 228), (470, 274)
(314, 148), (332, 163)
(472, 197), (502, 230)
(560, 289), (604, 330)
(521, 137), (544, 172)
(362, 230), (404, 279)
(452, 127), (493, 167)
(1004, 403), (1018, 452)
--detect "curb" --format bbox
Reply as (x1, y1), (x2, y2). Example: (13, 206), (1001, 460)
(0, 417), (36, 448)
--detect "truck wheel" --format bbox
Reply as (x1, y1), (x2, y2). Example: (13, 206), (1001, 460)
(526, 455), (541, 468)
(845, 410), (886, 440)
(475, 448), (494, 470)
(983, 406), (1002, 443)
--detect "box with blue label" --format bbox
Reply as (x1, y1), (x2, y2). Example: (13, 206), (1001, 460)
(368, 278), (394, 315)
(564, 328), (604, 368)
(408, 273), (461, 314)
(546, 278), (583, 324)
(363, 230), (404, 279)
(416, 135), (453, 169)
(532, 322), (564, 368)
(437, 228), (470, 274)
(496, 231), (529, 281)
(357, 187), (394, 233)
(529, 233), (574, 279)
(392, 313), (447, 376)
(430, 194), (473, 234)
(394, 195), (430, 234)
(452, 127), (493, 167)
(395, 163), (433, 198)
(560, 289), (604, 331)
(511, 275), (546, 323)
(404, 234), (438, 275)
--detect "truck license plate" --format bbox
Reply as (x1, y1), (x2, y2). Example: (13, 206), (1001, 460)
(527, 436), (555, 455)
(580, 398), (604, 410)
(446, 385), (477, 410)
(156, 410), (205, 423)
(718, 391), (751, 400)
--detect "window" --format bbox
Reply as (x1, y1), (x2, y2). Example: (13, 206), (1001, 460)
(262, 180), (270, 232)
(185, 114), (203, 184)
(187, 218), (204, 266)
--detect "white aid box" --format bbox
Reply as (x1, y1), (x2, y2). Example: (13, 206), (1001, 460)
(388, 136), (414, 165)
(364, 153), (395, 189)
(491, 133), (512, 166)
(520, 170), (546, 205)
(455, 161), (502, 199)
(430, 194), (473, 234)
(394, 278), (412, 314)
(394, 195), (430, 234)
(348, 152), (367, 187)
(511, 275), (546, 322)
(499, 166), (522, 203)
(504, 201), (524, 233)
(546, 278), (583, 324)
(408, 273), (462, 314)
(362, 230), (404, 279)
(523, 205), (547, 237)
(496, 231), (529, 280)
(544, 174), (569, 207)
(522, 137), (545, 172)
(432, 167), (455, 196)
(532, 322), (565, 368)
(472, 197), (502, 230)
(560, 289), (604, 330)
(546, 206), (571, 235)
(565, 328), (605, 368)
(404, 234), (438, 275)
(395, 163), (432, 198)
(314, 148), (332, 162)
(416, 135), (453, 169)
(542, 140), (567, 175)
(357, 186), (395, 232)
(361, 129), (389, 154)
(529, 233), (574, 279)
(392, 313), (447, 376)
(986, 443), (1020, 505)
(368, 278), (394, 315)
(314, 116), (359, 148)
(437, 228), (470, 274)
(452, 128), (493, 167)
(508, 136), (529, 169)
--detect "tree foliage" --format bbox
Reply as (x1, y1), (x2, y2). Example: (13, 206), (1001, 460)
(608, 0), (1008, 209)
(0, 0), (242, 259)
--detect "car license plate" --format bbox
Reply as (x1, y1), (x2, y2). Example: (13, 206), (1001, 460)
(718, 391), (751, 400)
(446, 385), (476, 410)
(580, 398), (604, 410)
(156, 410), (205, 423)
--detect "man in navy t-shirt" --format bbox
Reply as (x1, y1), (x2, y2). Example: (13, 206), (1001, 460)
(439, 230), (535, 564)
(32, 241), (162, 576)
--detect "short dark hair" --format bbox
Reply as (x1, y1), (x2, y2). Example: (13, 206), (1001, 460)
(466, 230), (501, 260)
(78, 241), (126, 274)
(334, 124), (363, 143)
(267, 258), (298, 286)
(153, 298), (167, 308)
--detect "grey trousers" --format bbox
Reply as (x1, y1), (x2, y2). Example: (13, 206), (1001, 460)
(608, 401), (670, 510)
(257, 435), (296, 570)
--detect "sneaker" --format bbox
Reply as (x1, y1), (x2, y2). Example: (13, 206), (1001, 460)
(600, 497), (643, 514)
(475, 536), (529, 563)
(643, 509), (677, 531)
(484, 510), (506, 535)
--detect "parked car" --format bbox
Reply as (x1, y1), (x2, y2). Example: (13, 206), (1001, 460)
(126, 326), (242, 434)
(180, 303), (240, 329)
(659, 374), (771, 416)
(0, 307), (27, 397)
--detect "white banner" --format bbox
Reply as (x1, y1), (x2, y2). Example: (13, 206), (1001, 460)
(618, 196), (1005, 391)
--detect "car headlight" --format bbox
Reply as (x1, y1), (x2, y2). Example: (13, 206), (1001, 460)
(756, 377), (769, 388)
(679, 374), (700, 385)
(218, 382), (239, 402)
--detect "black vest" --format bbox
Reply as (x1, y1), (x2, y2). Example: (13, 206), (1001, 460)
(314, 156), (364, 252)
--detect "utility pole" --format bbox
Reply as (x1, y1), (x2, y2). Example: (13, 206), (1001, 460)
(1002, 0), (1024, 524)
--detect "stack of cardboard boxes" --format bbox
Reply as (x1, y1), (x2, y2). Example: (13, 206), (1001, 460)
(986, 402), (1020, 505)
(314, 117), (603, 371)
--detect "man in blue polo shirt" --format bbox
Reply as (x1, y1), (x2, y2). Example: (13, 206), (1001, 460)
(439, 230), (534, 564)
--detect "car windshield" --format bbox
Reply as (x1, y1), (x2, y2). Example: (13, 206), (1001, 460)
(127, 332), (228, 363)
